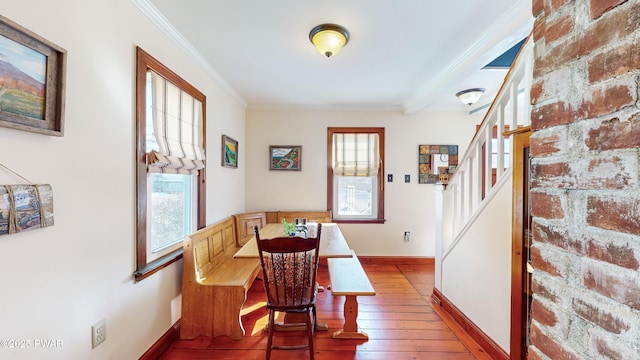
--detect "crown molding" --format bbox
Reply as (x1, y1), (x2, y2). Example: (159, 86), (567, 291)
(132, 0), (247, 108)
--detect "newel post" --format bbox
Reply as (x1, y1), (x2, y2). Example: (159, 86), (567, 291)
(434, 184), (444, 290)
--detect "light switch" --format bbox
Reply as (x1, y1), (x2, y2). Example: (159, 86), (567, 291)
(405, 175), (410, 183)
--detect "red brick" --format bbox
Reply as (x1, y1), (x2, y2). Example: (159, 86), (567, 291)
(531, 161), (576, 188)
(580, 3), (640, 56)
(531, 298), (558, 327)
(588, 39), (640, 83)
(531, 245), (563, 277)
(587, 195), (640, 235)
(544, 0), (572, 14)
(533, 0), (545, 17)
(528, 348), (545, 360)
(572, 297), (630, 334)
(592, 335), (637, 360)
(531, 101), (574, 130)
(530, 323), (581, 360)
(546, 14), (574, 44)
(530, 80), (544, 105)
(531, 191), (565, 219)
(583, 262), (640, 311)
(591, 0), (629, 19)
(530, 128), (567, 157)
(534, 38), (581, 78)
(533, 220), (570, 250)
(586, 115), (640, 151)
(577, 84), (635, 120)
(532, 277), (559, 303)
(587, 238), (639, 270)
(583, 155), (636, 189)
(533, 15), (547, 43)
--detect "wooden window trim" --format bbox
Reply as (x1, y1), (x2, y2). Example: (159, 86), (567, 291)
(327, 127), (385, 224)
(133, 47), (206, 282)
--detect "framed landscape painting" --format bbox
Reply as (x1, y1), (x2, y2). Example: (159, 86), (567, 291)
(0, 15), (66, 136)
(222, 135), (238, 168)
(269, 145), (301, 171)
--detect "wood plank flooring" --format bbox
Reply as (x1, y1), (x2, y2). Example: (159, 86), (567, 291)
(159, 262), (492, 360)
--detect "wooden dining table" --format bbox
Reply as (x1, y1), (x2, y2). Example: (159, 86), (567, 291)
(234, 222), (352, 331)
(233, 222), (352, 259)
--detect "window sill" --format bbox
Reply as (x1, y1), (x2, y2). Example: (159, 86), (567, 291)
(332, 219), (385, 224)
(134, 248), (183, 282)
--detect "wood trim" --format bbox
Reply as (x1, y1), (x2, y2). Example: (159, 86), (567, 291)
(358, 256), (434, 266)
(431, 288), (509, 360)
(503, 125), (531, 137)
(138, 321), (180, 360)
(510, 130), (531, 359)
(134, 47), (206, 281)
(326, 127), (385, 222)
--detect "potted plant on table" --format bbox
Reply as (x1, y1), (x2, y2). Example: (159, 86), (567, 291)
(282, 219), (297, 236)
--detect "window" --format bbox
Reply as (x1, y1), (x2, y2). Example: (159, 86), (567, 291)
(327, 127), (384, 223)
(134, 47), (206, 281)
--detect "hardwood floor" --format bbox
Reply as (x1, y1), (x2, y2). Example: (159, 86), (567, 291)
(159, 262), (493, 360)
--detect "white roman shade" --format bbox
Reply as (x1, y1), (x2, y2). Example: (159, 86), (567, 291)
(332, 133), (380, 176)
(147, 70), (205, 175)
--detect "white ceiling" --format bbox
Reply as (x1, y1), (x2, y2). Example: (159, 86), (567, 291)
(137, 0), (533, 113)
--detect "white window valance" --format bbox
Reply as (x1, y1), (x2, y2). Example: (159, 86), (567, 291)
(147, 70), (205, 175)
(332, 133), (380, 176)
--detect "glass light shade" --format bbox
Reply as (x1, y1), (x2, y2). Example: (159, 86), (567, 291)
(456, 88), (486, 105)
(309, 24), (349, 58)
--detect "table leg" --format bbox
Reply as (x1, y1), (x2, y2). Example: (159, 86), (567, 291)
(332, 295), (369, 340)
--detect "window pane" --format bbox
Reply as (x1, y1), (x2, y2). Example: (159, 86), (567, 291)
(149, 173), (194, 253)
(335, 176), (376, 218)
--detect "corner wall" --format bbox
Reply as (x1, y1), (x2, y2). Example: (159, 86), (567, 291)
(529, 0), (640, 358)
(0, 1), (245, 359)
(245, 108), (481, 256)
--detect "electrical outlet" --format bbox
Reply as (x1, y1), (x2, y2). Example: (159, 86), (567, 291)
(404, 174), (410, 183)
(92, 319), (106, 349)
(404, 231), (410, 242)
(387, 174), (393, 182)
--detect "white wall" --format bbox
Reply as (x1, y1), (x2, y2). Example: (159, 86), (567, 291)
(245, 109), (482, 256)
(441, 176), (513, 352)
(0, 1), (245, 359)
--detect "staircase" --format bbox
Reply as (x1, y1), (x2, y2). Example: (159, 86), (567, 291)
(433, 35), (533, 353)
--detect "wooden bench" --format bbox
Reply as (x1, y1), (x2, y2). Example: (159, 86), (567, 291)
(233, 211), (267, 246)
(180, 217), (261, 340)
(328, 249), (375, 340)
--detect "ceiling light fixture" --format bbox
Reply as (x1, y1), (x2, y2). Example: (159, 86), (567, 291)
(456, 88), (486, 105)
(309, 23), (350, 58)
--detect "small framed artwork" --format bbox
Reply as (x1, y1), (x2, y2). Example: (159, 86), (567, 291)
(269, 145), (301, 171)
(221, 135), (238, 168)
(0, 15), (66, 136)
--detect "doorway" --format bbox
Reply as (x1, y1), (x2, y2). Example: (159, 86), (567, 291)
(510, 130), (532, 360)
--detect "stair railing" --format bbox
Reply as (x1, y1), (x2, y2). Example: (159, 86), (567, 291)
(435, 36), (533, 287)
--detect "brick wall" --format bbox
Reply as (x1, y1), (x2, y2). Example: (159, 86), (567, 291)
(529, 0), (640, 359)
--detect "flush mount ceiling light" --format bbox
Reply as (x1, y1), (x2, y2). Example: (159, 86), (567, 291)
(309, 23), (350, 58)
(456, 88), (486, 105)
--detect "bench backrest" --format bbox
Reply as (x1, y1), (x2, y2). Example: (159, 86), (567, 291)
(277, 210), (332, 224)
(233, 212), (267, 246)
(184, 217), (237, 281)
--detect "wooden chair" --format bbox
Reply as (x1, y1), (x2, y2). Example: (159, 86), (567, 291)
(254, 224), (322, 360)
